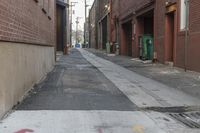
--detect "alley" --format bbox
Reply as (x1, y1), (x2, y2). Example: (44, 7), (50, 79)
(17, 49), (136, 111)
(0, 49), (200, 133)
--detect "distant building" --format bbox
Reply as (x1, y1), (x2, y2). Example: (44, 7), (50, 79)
(89, 0), (99, 49)
(154, 0), (200, 72)
(98, 0), (111, 50)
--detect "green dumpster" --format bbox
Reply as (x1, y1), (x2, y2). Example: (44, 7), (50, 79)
(142, 35), (154, 60)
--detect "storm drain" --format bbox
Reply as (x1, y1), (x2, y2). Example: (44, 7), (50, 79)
(169, 112), (200, 128)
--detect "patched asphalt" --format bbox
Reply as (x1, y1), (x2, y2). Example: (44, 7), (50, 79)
(86, 49), (200, 98)
(17, 49), (137, 111)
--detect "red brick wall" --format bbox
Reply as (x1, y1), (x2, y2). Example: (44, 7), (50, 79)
(0, 0), (56, 46)
(119, 0), (135, 21)
(95, 0), (200, 72)
(154, 0), (200, 72)
(89, 0), (97, 48)
(99, 0), (109, 19)
(154, 0), (166, 63)
(190, 0), (200, 32)
(187, 0), (200, 71)
(119, 0), (153, 20)
(112, 0), (119, 17)
(110, 0), (119, 43)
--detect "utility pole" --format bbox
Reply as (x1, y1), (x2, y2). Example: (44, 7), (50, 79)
(84, 0), (88, 48)
(69, 2), (78, 47)
(76, 17), (81, 44)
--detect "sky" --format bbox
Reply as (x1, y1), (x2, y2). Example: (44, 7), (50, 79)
(71, 0), (94, 30)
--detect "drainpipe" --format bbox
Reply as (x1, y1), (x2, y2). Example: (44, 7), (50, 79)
(109, 0), (113, 52)
(184, 0), (189, 72)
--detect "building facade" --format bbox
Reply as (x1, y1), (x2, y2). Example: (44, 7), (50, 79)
(90, 0), (200, 72)
(89, 0), (98, 49)
(118, 0), (155, 57)
(118, 0), (200, 72)
(0, 0), (56, 118)
(98, 0), (111, 50)
(155, 0), (200, 72)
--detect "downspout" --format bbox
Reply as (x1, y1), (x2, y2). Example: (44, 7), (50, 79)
(109, 0), (113, 53)
(184, 0), (189, 72)
(109, 0), (112, 43)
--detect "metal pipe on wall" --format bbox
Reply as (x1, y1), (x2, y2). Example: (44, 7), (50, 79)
(184, 0), (189, 72)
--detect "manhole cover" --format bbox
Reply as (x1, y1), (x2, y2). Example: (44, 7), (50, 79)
(169, 112), (200, 128)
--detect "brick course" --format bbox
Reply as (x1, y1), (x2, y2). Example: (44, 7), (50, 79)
(0, 0), (56, 46)
(119, 0), (153, 20)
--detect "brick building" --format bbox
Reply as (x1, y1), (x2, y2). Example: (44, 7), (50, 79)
(90, 0), (200, 72)
(117, 0), (155, 57)
(98, 0), (111, 50)
(89, 0), (99, 49)
(0, 0), (57, 117)
(154, 0), (200, 72)
(0, 0), (56, 45)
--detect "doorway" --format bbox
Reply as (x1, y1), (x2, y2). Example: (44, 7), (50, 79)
(122, 21), (133, 56)
(56, 5), (66, 52)
(165, 12), (175, 62)
(102, 16), (108, 50)
(137, 9), (154, 60)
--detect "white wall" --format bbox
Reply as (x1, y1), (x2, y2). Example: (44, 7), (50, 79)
(0, 42), (55, 118)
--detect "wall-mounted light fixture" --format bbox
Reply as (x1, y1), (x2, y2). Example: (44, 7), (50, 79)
(165, 0), (173, 6)
(104, 4), (110, 11)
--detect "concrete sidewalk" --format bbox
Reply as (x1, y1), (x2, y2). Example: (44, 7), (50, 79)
(80, 49), (200, 108)
(86, 49), (200, 98)
(1, 110), (198, 133)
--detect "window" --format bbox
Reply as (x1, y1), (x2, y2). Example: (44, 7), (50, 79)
(180, 0), (187, 30)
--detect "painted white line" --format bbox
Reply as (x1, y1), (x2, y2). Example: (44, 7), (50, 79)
(0, 110), (194, 133)
(79, 49), (200, 108)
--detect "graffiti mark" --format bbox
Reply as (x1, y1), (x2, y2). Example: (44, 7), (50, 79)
(14, 129), (34, 133)
(132, 124), (144, 133)
(97, 128), (103, 133)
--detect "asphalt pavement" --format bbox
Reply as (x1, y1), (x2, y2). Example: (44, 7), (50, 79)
(17, 49), (137, 111)
(0, 48), (200, 133)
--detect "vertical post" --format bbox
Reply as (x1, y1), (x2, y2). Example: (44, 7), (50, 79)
(76, 17), (79, 44)
(70, 2), (78, 47)
(184, 0), (189, 72)
(70, 5), (73, 47)
(84, 0), (87, 47)
(109, 0), (112, 52)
